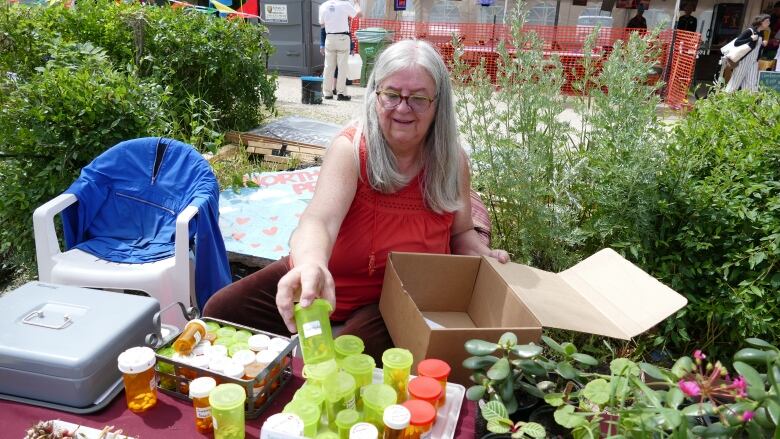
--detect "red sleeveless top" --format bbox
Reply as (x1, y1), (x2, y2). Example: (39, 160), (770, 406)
(328, 127), (454, 321)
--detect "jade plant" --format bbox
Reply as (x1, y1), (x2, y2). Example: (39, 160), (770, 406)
(463, 332), (547, 414)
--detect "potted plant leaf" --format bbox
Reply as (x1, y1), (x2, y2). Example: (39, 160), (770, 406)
(463, 332), (548, 437)
(537, 337), (763, 438)
(479, 399), (546, 438)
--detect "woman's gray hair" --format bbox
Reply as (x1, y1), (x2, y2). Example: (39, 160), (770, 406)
(360, 39), (462, 214)
(751, 14), (771, 27)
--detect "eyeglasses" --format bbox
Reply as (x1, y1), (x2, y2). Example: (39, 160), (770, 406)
(375, 90), (436, 113)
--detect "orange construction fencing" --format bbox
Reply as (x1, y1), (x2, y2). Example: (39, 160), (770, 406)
(351, 18), (700, 109)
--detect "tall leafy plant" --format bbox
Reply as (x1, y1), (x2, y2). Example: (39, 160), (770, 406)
(453, 4), (579, 272)
(568, 30), (668, 265)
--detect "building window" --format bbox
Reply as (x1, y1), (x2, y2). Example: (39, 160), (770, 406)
(526, 1), (556, 25)
(430, 0), (462, 22)
(478, 0), (506, 23)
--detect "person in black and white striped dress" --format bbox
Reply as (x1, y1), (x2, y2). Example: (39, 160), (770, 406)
(726, 14), (771, 92)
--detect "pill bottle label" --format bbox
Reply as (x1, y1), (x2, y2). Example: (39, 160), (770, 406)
(302, 321), (322, 338)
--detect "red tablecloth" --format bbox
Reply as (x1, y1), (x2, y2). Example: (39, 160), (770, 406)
(1, 359), (476, 438)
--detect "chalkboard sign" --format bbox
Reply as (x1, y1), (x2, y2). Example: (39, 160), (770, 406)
(758, 71), (780, 93)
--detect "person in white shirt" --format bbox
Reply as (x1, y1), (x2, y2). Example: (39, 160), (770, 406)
(319, 0), (360, 100)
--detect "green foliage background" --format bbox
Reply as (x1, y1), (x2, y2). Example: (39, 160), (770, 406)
(454, 7), (780, 361)
(651, 90), (780, 357)
(0, 1), (276, 284)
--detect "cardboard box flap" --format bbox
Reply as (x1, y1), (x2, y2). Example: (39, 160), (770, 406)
(559, 248), (688, 338)
(485, 249), (687, 339)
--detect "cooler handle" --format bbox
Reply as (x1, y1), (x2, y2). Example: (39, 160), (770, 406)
(22, 310), (73, 330)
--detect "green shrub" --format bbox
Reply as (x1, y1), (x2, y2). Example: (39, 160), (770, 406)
(133, 2), (277, 131)
(0, 41), (169, 274)
(650, 90), (780, 359)
(0, 0), (276, 137)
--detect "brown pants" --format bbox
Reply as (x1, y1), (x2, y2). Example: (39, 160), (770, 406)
(203, 256), (394, 365)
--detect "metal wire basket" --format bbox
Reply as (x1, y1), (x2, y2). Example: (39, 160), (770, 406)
(154, 317), (297, 419)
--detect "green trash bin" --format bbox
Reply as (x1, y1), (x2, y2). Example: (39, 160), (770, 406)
(356, 28), (394, 84)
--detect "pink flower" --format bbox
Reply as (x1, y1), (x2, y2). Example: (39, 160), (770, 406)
(732, 376), (748, 398)
(742, 410), (754, 422)
(679, 380), (701, 397)
(694, 350), (706, 361)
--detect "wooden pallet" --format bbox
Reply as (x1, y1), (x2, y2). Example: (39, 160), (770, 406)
(224, 131), (326, 165)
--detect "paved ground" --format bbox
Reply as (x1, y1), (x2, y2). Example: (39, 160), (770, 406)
(274, 76), (365, 125)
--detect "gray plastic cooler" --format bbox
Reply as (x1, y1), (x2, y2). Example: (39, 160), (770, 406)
(0, 282), (160, 410)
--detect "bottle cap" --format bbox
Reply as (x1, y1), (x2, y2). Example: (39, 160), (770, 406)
(223, 361), (246, 379)
(334, 335), (365, 357)
(302, 359), (338, 381)
(228, 342), (251, 357)
(383, 404), (411, 430)
(118, 346), (156, 374)
(232, 350), (257, 367)
(283, 400), (321, 426)
(264, 413), (304, 435)
(256, 349), (279, 366)
(171, 352), (194, 365)
(402, 399), (436, 426)
(263, 413), (304, 436)
(335, 408), (361, 429)
(210, 344), (229, 358)
(205, 321), (221, 333)
(209, 383), (246, 411)
(192, 341), (211, 356)
(349, 422), (379, 439)
(293, 383), (326, 404)
(417, 358), (451, 381)
(315, 431), (339, 439)
(408, 376), (442, 401)
(208, 356), (230, 373)
(216, 326), (237, 339)
(156, 346), (174, 358)
(381, 348), (413, 370)
(361, 383), (397, 410)
(187, 319), (208, 333)
(268, 337), (290, 352)
(336, 371), (357, 399)
(215, 336), (236, 347)
(189, 355), (211, 370)
(234, 329), (253, 342)
(341, 354), (375, 375)
(248, 333), (271, 351)
(293, 298), (333, 314)
(189, 376), (217, 399)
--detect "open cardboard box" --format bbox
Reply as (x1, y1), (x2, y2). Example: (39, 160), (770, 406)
(378, 249), (688, 385)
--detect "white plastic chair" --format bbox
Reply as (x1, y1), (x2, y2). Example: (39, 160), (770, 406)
(33, 194), (197, 330)
(31, 137), (233, 331)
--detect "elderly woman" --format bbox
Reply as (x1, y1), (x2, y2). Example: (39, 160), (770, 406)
(204, 40), (508, 361)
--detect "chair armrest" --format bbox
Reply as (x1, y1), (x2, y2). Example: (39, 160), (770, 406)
(174, 205), (199, 293)
(33, 193), (78, 282)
